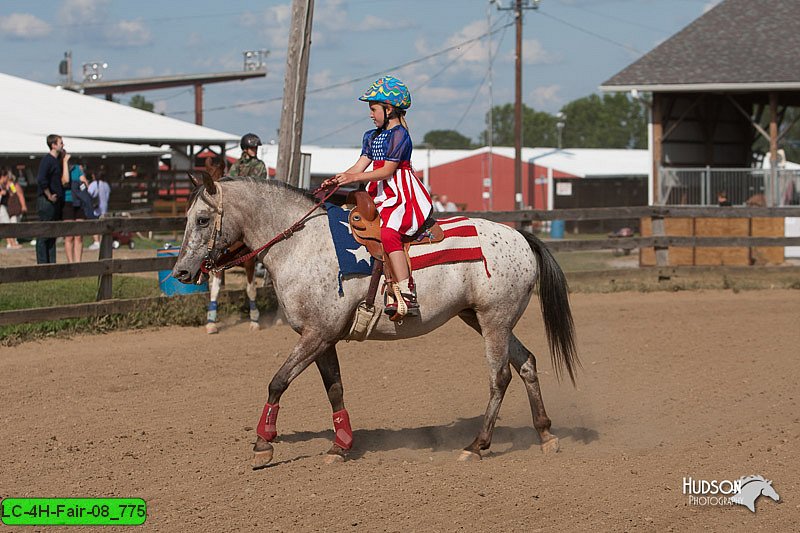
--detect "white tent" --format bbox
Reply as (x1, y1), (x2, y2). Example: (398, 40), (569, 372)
(0, 72), (238, 146)
(0, 129), (168, 157)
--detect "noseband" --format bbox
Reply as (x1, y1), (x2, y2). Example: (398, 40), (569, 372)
(197, 182), (340, 275)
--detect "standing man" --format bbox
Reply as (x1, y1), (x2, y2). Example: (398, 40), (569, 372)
(229, 133), (268, 180)
(35, 134), (65, 263)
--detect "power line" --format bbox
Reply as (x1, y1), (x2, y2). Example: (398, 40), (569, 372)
(166, 19), (515, 117)
(535, 10), (643, 55)
(555, 1), (671, 34)
(304, 15), (513, 145)
(453, 21), (511, 131)
(305, 115), (365, 145)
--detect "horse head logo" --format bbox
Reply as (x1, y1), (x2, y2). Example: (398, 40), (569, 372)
(731, 475), (780, 513)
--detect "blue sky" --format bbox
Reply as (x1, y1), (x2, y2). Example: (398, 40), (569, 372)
(1, 0), (719, 147)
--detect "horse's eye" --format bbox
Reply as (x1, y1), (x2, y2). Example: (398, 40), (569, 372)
(197, 216), (210, 227)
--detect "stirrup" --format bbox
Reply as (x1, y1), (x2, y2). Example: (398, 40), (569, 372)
(383, 282), (419, 319)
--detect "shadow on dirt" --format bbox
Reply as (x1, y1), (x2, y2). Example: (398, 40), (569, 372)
(275, 416), (600, 458)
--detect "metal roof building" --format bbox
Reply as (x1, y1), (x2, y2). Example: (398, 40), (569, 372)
(601, 0), (800, 207)
(0, 72), (237, 147)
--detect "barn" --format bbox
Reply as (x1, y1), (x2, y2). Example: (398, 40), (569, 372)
(601, 0), (800, 208)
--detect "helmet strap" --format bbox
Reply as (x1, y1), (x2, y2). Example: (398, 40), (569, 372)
(381, 106), (390, 129)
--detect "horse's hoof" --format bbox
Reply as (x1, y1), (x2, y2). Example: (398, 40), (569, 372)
(249, 322), (260, 332)
(541, 437), (560, 454)
(458, 450), (481, 462)
(323, 453), (345, 465)
(206, 322), (218, 334)
(252, 447), (274, 469)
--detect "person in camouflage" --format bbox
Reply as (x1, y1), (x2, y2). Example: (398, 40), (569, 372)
(229, 133), (268, 179)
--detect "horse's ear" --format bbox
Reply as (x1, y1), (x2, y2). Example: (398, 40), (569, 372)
(187, 172), (201, 188)
(204, 156), (224, 181)
(202, 172), (217, 195)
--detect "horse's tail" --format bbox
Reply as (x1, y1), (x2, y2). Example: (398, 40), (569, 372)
(520, 230), (580, 386)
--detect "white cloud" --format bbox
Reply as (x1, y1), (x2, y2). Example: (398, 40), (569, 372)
(315, 0), (348, 32)
(59, 0), (109, 25)
(240, 5), (293, 49)
(357, 14), (396, 31)
(103, 19), (152, 48)
(187, 32), (203, 48)
(0, 13), (52, 39)
(444, 20), (492, 65)
(703, 1), (722, 13)
(308, 69), (354, 101)
(417, 85), (461, 103)
(530, 84), (562, 109)
(192, 52), (242, 72)
(153, 100), (168, 114)
(521, 38), (557, 65)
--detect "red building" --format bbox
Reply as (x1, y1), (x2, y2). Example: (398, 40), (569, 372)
(423, 147), (581, 211)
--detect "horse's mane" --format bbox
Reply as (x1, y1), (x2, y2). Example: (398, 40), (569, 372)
(247, 177), (318, 201)
(187, 177), (317, 212)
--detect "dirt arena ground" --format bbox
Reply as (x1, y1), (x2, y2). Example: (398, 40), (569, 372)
(1, 290), (798, 531)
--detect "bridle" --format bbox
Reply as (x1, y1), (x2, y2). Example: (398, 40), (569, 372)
(197, 182), (340, 275)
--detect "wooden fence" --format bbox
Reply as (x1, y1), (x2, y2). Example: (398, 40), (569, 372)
(2, 205), (800, 326)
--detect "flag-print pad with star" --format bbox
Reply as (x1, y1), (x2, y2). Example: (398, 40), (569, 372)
(325, 203), (489, 296)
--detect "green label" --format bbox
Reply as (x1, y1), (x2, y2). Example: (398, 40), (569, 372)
(1, 498), (146, 526)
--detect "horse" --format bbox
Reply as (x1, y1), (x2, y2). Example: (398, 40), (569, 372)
(172, 175), (579, 467)
(732, 475), (780, 512)
(193, 158), (260, 334)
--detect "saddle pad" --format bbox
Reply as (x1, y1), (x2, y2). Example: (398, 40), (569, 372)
(326, 205), (489, 295)
(326, 203), (374, 295)
(408, 216), (489, 273)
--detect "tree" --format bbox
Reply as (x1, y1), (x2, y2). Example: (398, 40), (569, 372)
(481, 103), (558, 147)
(480, 94), (647, 149)
(422, 129), (475, 149)
(560, 93), (646, 149)
(129, 94), (155, 113)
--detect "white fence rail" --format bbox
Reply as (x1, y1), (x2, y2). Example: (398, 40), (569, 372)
(659, 167), (800, 207)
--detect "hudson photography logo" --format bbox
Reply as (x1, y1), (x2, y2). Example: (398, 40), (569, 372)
(682, 475), (781, 512)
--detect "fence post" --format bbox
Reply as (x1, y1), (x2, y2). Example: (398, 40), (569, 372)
(96, 232), (113, 301)
(651, 215), (670, 270)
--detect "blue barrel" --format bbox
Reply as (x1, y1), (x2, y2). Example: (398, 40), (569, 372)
(157, 247), (208, 296)
(550, 220), (565, 239)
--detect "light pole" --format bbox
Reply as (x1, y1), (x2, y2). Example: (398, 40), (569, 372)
(82, 61), (108, 83)
(556, 112), (566, 150)
(494, 0), (541, 210)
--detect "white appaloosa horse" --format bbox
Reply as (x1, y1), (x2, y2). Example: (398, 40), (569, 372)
(172, 175), (579, 468)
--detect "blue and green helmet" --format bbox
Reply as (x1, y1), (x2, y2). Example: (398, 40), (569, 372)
(358, 76), (411, 110)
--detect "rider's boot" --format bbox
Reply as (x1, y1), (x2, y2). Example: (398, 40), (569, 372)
(384, 278), (419, 319)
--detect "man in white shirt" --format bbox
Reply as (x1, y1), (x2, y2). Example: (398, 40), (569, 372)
(87, 171), (111, 250)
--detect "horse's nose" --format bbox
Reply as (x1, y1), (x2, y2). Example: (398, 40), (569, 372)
(172, 269), (192, 283)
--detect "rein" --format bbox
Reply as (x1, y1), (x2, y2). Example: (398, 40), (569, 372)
(199, 182), (340, 274)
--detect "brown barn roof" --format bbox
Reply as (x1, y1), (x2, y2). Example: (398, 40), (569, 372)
(601, 0), (800, 91)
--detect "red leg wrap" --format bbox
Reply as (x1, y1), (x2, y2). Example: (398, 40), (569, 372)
(332, 409), (353, 450)
(256, 402), (280, 442)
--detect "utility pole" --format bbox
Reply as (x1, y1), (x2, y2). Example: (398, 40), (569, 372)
(494, 0), (540, 210)
(276, 0), (315, 186)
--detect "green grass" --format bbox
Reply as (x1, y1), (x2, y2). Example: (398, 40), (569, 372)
(130, 234), (181, 250)
(552, 250), (627, 272)
(0, 275), (275, 345)
(0, 276), (161, 311)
